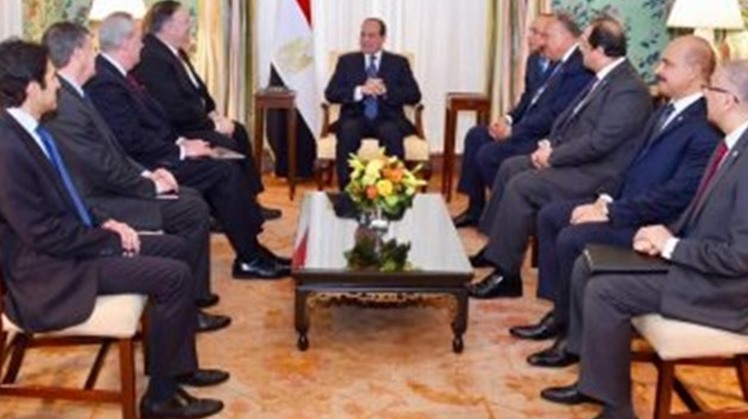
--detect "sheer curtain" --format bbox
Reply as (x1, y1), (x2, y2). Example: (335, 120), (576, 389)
(0, 0), (23, 40)
(256, 0), (489, 153)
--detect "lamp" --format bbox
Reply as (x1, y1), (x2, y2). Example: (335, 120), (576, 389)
(88, 0), (147, 21)
(667, 0), (744, 45)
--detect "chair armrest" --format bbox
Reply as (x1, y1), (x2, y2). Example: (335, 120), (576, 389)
(412, 103), (425, 139)
(320, 102), (331, 137)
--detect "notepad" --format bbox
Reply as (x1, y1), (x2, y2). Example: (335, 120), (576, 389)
(212, 146), (245, 160)
(583, 244), (669, 274)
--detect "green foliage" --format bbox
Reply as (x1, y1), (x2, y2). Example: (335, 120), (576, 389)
(345, 236), (412, 272)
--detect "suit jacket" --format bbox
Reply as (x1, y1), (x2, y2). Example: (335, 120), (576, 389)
(508, 48), (594, 146)
(0, 112), (121, 332)
(659, 129), (748, 333)
(509, 52), (551, 123)
(87, 55), (182, 170)
(44, 77), (163, 230)
(543, 60), (653, 196)
(133, 34), (217, 134)
(607, 99), (719, 227)
(324, 50), (421, 134)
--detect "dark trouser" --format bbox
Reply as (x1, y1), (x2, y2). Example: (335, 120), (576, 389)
(159, 188), (211, 301)
(456, 125), (536, 217)
(335, 116), (406, 189)
(536, 200), (635, 304)
(566, 261), (662, 418)
(174, 159), (263, 262)
(94, 234), (198, 379)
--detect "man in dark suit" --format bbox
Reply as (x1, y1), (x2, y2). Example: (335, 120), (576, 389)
(509, 36), (720, 365)
(324, 17), (422, 188)
(133, 0), (279, 220)
(40, 21), (230, 333)
(540, 59), (748, 419)
(0, 39), (224, 419)
(468, 16), (653, 298)
(86, 13), (289, 280)
(453, 13), (594, 227)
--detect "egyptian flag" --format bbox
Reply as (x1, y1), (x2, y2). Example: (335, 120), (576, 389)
(267, 0), (319, 178)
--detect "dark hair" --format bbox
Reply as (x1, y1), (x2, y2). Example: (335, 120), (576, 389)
(364, 17), (387, 37)
(0, 39), (49, 108)
(143, 0), (182, 35)
(41, 21), (89, 69)
(588, 16), (627, 58)
(553, 12), (582, 37)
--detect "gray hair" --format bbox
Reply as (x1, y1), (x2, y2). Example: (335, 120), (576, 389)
(98, 12), (136, 53)
(721, 59), (748, 103)
(41, 21), (89, 69)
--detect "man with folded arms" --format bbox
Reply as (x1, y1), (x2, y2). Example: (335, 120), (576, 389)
(87, 13), (290, 280)
(0, 39), (225, 419)
(540, 59), (748, 419)
(510, 36), (720, 367)
(41, 21), (231, 333)
(453, 12), (593, 227)
(468, 16), (652, 298)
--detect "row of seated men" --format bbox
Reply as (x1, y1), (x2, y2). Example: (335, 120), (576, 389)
(453, 11), (748, 419)
(0, 1), (293, 418)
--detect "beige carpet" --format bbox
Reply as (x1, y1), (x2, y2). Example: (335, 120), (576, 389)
(1, 176), (745, 418)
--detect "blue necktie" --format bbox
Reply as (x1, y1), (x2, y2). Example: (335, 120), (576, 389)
(35, 126), (93, 227)
(364, 55), (378, 120)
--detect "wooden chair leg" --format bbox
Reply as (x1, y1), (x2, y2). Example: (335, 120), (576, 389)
(84, 340), (112, 390)
(2, 333), (29, 384)
(0, 330), (7, 370)
(654, 359), (675, 419)
(119, 338), (137, 419)
(736, 355), (748, 401)
(140, 313), (150, 375)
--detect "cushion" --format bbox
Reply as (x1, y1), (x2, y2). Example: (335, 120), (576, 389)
(633, 314), (748, 360)
(317, 135), (430, 162)
(3, 294), (147, 339)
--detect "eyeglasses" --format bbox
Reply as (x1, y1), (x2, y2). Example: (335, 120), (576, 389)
(702, 84), (741, 103)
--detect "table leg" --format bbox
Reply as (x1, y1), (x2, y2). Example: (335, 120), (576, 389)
(253, 106), (265, 171)
(451, 289), (468, 353)
(442, 108), (457, 202)
(288, 109), (297, 201)
(295, 289), (310, 351)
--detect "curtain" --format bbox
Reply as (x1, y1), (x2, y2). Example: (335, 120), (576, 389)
(256, 0), (489, 153)
(0, 0), (24, 40)
(486, 0), (551, 120)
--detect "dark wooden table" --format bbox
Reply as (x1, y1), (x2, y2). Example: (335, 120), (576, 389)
(291, 193), (473, 353)
(442, 92), (491, 202)
(253, 88), (298, 200)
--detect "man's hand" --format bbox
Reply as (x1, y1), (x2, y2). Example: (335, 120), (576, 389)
(101, 219), (140, 257)
(211, 114), (235, 136)
(182, 139), (214, 159)
(150, 168), (179, 194)
(633, 225), (673, 257)
(361, 78), (386, 96)
(531, 140), (552, 169)
(488, 120), (511, 140)
(570, 200), (609, 225)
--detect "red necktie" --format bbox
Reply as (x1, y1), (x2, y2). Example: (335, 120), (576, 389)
(126, 74), (146, 96)
(692, 140), (729, 208)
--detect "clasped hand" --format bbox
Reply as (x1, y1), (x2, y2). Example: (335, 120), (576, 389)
(530, 140), (552, 169)
(102, 219), (140, 257)
(632, 225), (673, 257)
(361, 77), (386, 96)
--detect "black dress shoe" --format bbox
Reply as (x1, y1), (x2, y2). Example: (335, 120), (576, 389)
(509, 310), (562, 340)
(466, 270), (522, 298)
(259, 244), (292, 265)
(469, 247), (493, 268)
(260, 205), (282, 221)
(208, 217), (223, 234)
(140, 387), (224, 418)
(176, 369), (230, 387)
(197, 311), (231, 333)
(527, 337), (579, 367)
(196, 293), (219, 309)
(453, 210), (479, 228)
(540, 383), (598, 406)
(232, 256), (290, 280)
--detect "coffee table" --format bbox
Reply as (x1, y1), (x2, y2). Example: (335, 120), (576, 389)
(291, 192), (473, 353)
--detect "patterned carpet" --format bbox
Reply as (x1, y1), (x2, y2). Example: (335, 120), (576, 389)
(1, 176), (745, 418)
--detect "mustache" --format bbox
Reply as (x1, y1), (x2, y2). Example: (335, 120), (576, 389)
(656, 75), (667, 83)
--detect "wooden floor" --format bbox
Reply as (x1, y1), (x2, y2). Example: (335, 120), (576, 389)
(1, 173), (746, 418)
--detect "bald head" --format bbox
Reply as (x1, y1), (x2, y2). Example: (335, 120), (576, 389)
(680, 35), (716, 81)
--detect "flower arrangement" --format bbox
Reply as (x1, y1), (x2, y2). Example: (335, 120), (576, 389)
(344, 150), (427, 217)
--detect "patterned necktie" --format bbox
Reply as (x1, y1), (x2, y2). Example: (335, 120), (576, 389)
(529, 62), (563, 107)
(35, 126), (93, 227)
(364, 55), (378, 120)
(653, 103), (676, 135)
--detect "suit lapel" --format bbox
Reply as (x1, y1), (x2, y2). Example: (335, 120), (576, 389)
(633, 99), (706, 164)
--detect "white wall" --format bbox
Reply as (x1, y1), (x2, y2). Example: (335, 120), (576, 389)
(0, 0), (24, 40)
(256, 0), (489, 153)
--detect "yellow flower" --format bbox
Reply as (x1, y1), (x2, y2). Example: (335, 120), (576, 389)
(376, 179), (394, 197)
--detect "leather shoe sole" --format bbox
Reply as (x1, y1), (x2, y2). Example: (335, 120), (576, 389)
(176, 369), (230, 387)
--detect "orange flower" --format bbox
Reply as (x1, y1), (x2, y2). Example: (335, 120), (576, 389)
(366, 185), (378, 200)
